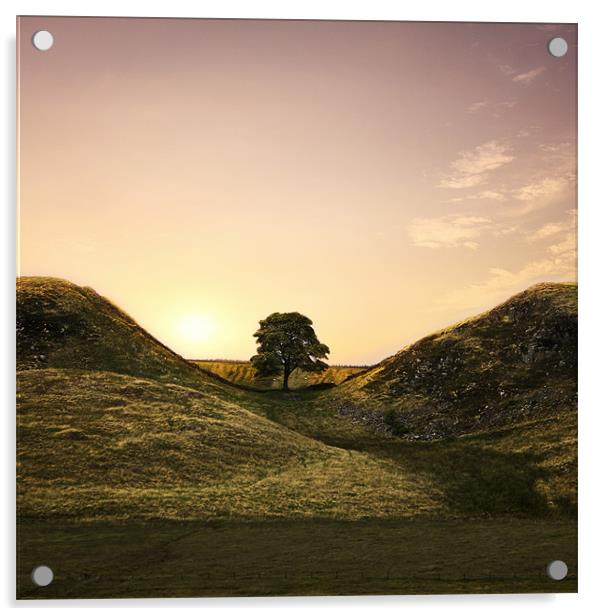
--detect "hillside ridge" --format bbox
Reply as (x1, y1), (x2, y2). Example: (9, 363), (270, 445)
(334, 282), (577, 439)
(16, 276), (245, 393)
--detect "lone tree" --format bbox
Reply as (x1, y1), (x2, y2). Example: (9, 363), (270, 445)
(250, 312), (330, 391)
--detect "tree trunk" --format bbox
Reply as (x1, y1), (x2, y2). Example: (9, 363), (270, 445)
(282, 366), (291, 391)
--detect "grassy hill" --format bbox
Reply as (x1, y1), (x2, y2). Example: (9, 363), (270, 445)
(16, 278), (438, 520)
(17, 368), (441, 521)
(16, 277), (577, 521)
(193, 360), (367, 390)
(16, 277), (577, 597)
(16, 277), (239, 395)
(333, 282), (577, 439)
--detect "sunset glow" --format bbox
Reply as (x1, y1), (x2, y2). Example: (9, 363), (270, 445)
(177, 314), (216, 344)
(17, 17), (577, 364)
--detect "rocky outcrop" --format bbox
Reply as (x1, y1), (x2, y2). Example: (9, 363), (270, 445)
(335, 283), (577, 439)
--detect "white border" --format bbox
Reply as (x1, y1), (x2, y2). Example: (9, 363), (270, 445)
(2, 1), (601, 614)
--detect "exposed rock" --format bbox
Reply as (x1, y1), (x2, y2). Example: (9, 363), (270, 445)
(334, 283), (577, 439)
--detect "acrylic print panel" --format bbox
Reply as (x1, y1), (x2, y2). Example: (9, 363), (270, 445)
(16, 16), (577, 599)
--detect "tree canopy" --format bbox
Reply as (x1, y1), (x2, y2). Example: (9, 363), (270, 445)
(250, 312), (330, 390)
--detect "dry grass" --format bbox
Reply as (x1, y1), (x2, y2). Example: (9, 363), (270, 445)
(17, 369), (442, 521)
(17, 276), (229, 393)
(16, 277), (578, 597)
(333, 282), (577, 438)
(17, 518), (577, 598)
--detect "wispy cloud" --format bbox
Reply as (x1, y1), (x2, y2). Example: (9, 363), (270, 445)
(467, 100), (516, 116)
(512, 66), (546, 84)
(495, 226), (518, 236)
(499, 64), (517, 76)
(498, 63), (546, 85)
(539, 142), (572, 154)
(514, 176), (569, 203)
(434, 211), (576, 312)
(499, 141), (576, 216)
(434, 251), (575, 312)
(408, 215), (491, 249)
(439, 174), (485, 190)
(468, 101), (488, 114)
(527, 209), (576, 242)
(548, 232), (576, 258)
(439, 141), (514, 189)
(530, 222), (566, 240)
(506, 175), (573, 217)
(448, 189), (506, 203)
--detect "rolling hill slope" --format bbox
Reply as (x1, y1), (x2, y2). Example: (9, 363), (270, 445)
(16, 277), (577, 521)
(17, 277), (232, 393)
(17, 368), (441, 520)
(334, 282), (577, 439)
(16, 277), (577, 597)
(16, 277), (440, 520)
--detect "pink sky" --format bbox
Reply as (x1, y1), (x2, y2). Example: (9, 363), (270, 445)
(17, 17), (577, 364)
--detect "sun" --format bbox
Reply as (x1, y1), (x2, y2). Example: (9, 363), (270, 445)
(177, 314), (215, 343)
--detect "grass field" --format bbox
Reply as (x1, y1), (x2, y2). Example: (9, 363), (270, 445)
(193, 360), (367, 390)
(18, 368), (576, 521)
(17, 518), (577, 598)
(16, 278), (578, 598)
(17, 368), (577, 598)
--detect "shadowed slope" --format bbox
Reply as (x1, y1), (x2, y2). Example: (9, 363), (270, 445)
(334, 283), (577, 439)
